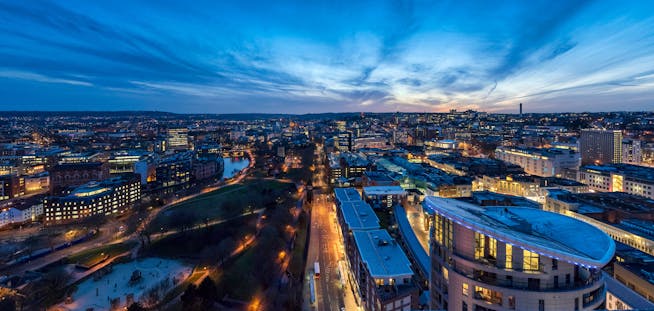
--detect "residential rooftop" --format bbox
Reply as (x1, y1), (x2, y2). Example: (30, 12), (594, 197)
(423, 196), (615, 268)
(363, 185), (406, 196)
(352, 229), (414, 279)
(339, 200), (380, 231)
(334, 187), (361, 204)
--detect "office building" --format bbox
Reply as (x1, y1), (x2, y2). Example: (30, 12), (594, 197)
(0, 174), (24, 201)
(578, 164), (654, 199)
(425, 196), (614, 311)
(495, 146), (580, 178)
(328, 152), (370, 185)
(107, 151), (149, 174)
(167, 128), (189, 150)
(622, 139), (642, 164)
(336, 131), (353, 152)
(580, 129), (622, 165)
(44, 173), (141, 225)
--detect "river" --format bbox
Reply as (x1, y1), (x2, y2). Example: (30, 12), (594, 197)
(221, 156), (250, 179)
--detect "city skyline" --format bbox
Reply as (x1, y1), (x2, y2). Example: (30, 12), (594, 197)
(2, 1), (654, 114)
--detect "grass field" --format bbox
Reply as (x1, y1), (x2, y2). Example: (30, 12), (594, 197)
(215, 246), (260, 301)
(148, 179), (295, 232)
(145, 214), (258, 260)
(67, 241), (137, 267)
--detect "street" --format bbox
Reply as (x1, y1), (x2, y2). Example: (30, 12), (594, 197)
(304, 143), (358, 311)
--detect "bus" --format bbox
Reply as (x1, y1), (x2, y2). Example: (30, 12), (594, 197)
(314, 261), (321, 279)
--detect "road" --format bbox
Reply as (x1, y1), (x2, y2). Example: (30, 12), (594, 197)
(304, 143), (359, 311)
(306, 192), (344, 311)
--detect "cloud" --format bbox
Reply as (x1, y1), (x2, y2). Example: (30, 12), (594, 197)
(0, 1), (653, 113)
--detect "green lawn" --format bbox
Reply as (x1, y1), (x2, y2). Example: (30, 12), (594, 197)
(145, 214), (258, 259)
(148, 179), (295, 232)
(216, 247), (260, 301)
(67, 241), (137, 267)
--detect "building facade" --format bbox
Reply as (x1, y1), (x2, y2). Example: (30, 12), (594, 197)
(580, 129), (622, 165)
(49, 162), (110, 193)
(44, 173), (141, 224)
(495, 146), (580, 178)
(578, 164), (654, 199)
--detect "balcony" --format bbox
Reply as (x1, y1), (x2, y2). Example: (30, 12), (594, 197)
(451, 261), (604, 292)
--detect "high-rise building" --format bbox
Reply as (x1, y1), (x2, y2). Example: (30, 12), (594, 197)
(166, 128), (189, 150)
(622, 139), (642, 164)
(335, 131), (353, 152)
(425, 196), (614, 311)
(519, 103), (523, 116)
(580, 129), (622, 165)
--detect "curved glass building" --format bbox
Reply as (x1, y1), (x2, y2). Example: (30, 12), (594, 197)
(424, 196), (615, 311)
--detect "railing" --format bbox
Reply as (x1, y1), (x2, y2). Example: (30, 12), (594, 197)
(451, 263), (604, 292)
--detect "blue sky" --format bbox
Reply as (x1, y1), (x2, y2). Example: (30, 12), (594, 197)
(1, 0), (654, 113)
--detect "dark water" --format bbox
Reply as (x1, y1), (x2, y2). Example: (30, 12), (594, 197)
(221, 157), (250, 179)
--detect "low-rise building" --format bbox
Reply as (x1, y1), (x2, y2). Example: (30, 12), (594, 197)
(328, 152), (371, 184)
(578, 164), (654, 199)
(0, 197), (43, 227)
(495, 146), (580, 177)
(362, 186), (406, 209)
(351, 229), (419, 311)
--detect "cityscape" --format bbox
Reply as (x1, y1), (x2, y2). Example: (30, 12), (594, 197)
(1, 2), (654, 311)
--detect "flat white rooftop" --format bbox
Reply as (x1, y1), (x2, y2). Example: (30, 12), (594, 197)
(335, 187), (361, 203)
(363, 185), (406, 196)
(423, 196), (615, 268)
(340, 200), (380, 231)
(352, 229), (414, 278)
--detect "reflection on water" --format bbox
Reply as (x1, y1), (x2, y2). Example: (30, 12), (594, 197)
(221, 157), (250, 179)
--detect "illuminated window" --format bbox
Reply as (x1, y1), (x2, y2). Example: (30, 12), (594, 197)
(505, 244), (513, 269)
(462, 283), (469, 296)
(475, 232), (485, 260)
(523, 249), (539, 271)
(488, 237), (497, 259)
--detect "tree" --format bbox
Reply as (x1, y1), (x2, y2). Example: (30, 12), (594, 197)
(180, 284), (198, 308)
(41, 268), (71, 304)
(84, 213), (106, 232)
(216, 237), (236, 265)
(127, 302), (146, 311)
(23, 235), (39, 258)
(196, 277), (218, 303)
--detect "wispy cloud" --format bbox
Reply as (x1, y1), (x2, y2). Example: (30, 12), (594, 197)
(0, 0), (653, 113)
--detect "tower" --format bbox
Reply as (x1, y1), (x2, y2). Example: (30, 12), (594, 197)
(519, 103), (523, 116)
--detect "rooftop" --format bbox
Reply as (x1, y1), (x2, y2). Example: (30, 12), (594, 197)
(496, 146), (577, 157)
(363, 186), (406, 196)
(339, 200), (380, 231)
(334, 187), (361, 203)
(581, 164), (654, 183)
(604, 273), (654, 310)
(423, 196), (615, 268)
(352, 229), (414, 279)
